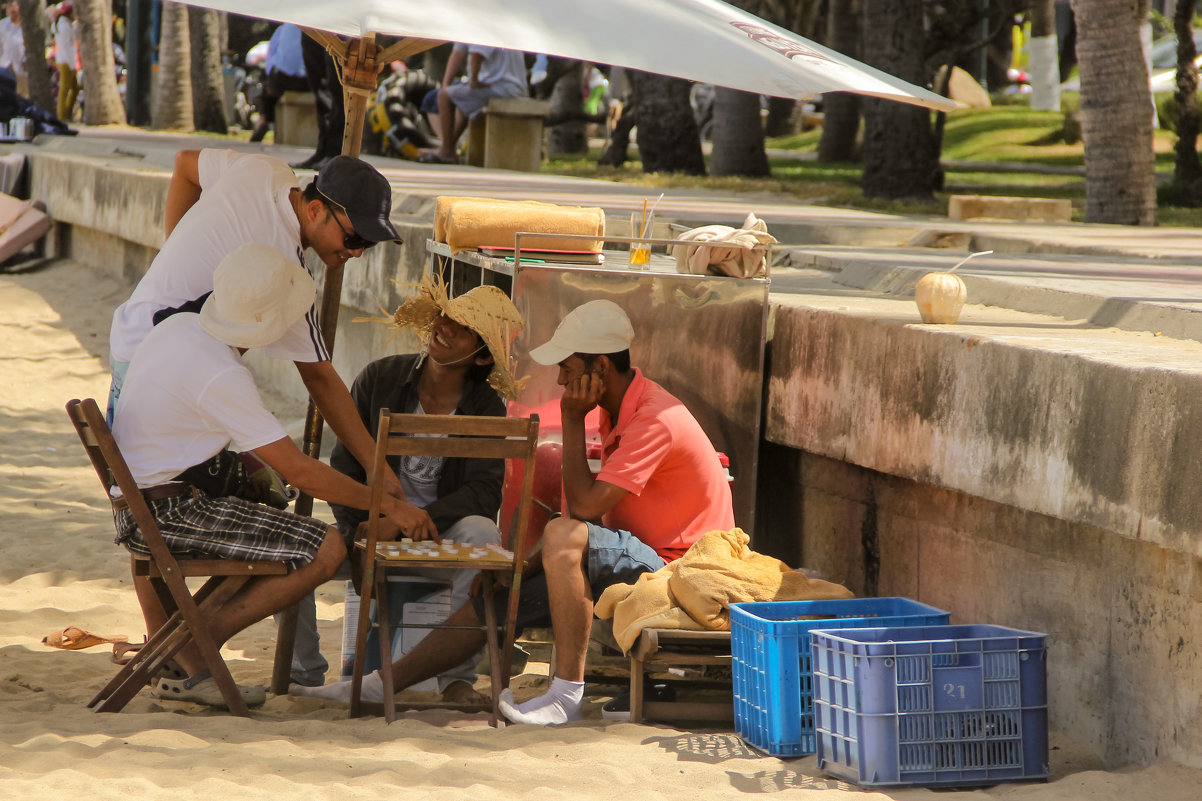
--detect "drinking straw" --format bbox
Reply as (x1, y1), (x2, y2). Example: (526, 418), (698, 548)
(946, 249), (993, 273)
(640, 198), (647, 241)
(641, 193), (665, 238)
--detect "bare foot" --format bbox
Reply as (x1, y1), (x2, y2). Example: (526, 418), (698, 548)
(441, 680), (487, 705)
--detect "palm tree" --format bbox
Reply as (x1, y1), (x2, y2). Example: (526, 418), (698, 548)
(710, 87), (769, 177)
(631, 71), (705, 175)
(1028, 0), (1061, 111)
(1070, 0), (1156, 224)
(1170, 0), (1202, 204)
(188, 6), (226, 134)
(76, 0), (125, 125)
(860, 0), (938, 200)
(818, 0), (862, 163)
(15, 0), (51, 113)
(152, 1), (192, 131)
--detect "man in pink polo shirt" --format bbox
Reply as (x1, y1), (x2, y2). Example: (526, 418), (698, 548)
(498, 299), (734, 725)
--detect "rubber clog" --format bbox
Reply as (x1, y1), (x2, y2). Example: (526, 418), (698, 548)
(154, 671), (267, 708)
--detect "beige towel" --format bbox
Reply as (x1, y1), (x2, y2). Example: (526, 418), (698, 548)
(671, 211), (777, 278)
(595, 528), (854, 653)
(441, 198), (606, 254)
(433, 196), (559, 242)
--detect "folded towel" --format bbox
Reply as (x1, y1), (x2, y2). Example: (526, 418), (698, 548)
(595, 528), (853, 653)
(441, 198), (606, 254)
(434, 196), (559, 242)
(671, 211), (777, 278)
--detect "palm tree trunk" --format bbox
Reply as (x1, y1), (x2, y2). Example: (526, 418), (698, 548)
(818, 0), (862, 163)
(76, 0), (126, 125)
(1070, 0), (1156, 224)
(547, 60), (586, 157)
(16, 0), (52, 113)
(631, 71), (705, 175)
(152, 1), (192, 131)
(860, 0), (937, 200)
(188, 6), (226, 134)
(1172, 0), (1202, 203)
(1029, 0), (1061, 111)
(711, 87), (770, 177)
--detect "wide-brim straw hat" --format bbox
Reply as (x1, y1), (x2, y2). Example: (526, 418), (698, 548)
(393, 276), (526, 400)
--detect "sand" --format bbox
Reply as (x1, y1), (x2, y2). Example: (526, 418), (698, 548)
(2, 257), (1200, 800)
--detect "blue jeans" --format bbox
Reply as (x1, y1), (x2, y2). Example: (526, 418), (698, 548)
(106, 359), (129, 427)
(474, 522), (665, 633)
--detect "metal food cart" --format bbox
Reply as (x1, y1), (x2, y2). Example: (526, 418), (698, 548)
(427, 234), (770, 536)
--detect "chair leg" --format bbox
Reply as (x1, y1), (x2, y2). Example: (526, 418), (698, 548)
(374, 569), (396, 723)
(480, 572), (503, 727)
(271, 602), (299, 695)
(629, 656), (646, 724)
(349, 561), (377, 718)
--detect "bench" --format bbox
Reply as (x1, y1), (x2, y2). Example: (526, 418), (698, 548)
(274, 91), (318, 148)
(627, 628), (733, 724)
(466, 97), (550, 172)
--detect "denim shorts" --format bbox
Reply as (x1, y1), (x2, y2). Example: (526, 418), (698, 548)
(473, 522), (665, 632)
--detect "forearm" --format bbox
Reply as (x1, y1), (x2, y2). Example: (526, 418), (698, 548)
(560, 414), (594, 517)
(442, 46), (466, 85)
(164, 149), (202, 237)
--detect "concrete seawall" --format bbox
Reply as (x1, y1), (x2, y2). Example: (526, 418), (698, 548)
(26, 137), (1202, 769)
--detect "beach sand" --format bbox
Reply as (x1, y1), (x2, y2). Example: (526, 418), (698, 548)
(2, 257), (1199, 800)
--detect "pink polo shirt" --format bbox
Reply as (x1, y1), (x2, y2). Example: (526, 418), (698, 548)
(596, 369), (735, 561)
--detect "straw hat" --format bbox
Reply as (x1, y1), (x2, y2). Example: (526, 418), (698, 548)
(393, 276), (526, 400)
(199, 243), (316, 349)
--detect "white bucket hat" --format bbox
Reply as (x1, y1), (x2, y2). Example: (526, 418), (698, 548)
(529, 300), (634, 366)
(199, 243), (316, 349)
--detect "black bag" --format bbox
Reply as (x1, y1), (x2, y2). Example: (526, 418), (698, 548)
(176, 449), (294, 509)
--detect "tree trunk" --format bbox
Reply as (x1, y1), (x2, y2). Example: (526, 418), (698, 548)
(152, 1), (192, 131)
(547, 60), (587, 157)
(1028, 0), (1061, 111)
(711, 87), (770, 177)
(1070, 0), (1156, 224)
(16, 0), (52, 113)
(818, 0), (862, 163)
(188, 7), (226, 134)
(1172, 0), (1202, 203)
(631, 71), (705, 175)
(76, 0), (126, 125)
(860, 0), (938, 200)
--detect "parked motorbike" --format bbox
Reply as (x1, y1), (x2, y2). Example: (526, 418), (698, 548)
(361, 63), (438, 159)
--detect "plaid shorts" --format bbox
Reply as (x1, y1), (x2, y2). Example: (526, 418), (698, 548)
(114, 493), (329, 570)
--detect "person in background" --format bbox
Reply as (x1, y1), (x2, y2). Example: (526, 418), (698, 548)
(294, 33), (345, 170)
(418, 43), (527, 165)
(250, 23), (308, 144)
(0, 2), (26, 97)
(52, 1), (77, 123)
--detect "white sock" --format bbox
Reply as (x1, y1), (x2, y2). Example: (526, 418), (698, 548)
(288, 670), (384, 705)
(498, 677), (584, 725)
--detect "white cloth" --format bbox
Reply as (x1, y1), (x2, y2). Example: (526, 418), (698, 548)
(671, 211), (777, 279)
(462, 43), (527, 97)
(0, 18), (24, 76)
(112, 314), (288, 489)
(109, 149), (326, 365)
(53, 16), (75, 67)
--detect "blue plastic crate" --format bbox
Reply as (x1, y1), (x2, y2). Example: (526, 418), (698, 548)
(811, 624), (1049, 788)
(729, 597), (950, 757)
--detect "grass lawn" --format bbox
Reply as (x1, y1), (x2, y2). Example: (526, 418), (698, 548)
(545, 104), (1200, 227)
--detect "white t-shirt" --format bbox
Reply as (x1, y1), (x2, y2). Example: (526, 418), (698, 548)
(53, 16), (75, 67)
(112, 313), (288, 489)
(108, 149), (326, 365)
(396, 402), (449, 508)
(0, 18), (25, 76)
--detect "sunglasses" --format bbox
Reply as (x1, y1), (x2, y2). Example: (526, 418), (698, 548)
(317, 190), (375, 251)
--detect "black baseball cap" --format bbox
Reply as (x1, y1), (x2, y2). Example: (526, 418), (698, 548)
(314, 156), (402, 244)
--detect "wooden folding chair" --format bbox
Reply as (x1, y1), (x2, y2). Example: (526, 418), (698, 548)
(66, 398), (290, 716)
(349, 410), (540, 724)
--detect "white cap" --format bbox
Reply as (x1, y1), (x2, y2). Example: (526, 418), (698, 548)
(529, 300), (634, 365)
(199, 243), (316, 349)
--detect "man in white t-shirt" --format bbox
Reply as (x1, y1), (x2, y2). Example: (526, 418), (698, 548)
(0, 2), (26, 97)
(107, 149), (403, 495)
(113, 243), (437, 708)
(419, 44), (528, 164)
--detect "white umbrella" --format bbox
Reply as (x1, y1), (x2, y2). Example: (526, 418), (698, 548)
(180, 0), (954, 111)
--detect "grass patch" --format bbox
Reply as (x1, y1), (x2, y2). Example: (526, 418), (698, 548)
(545, 105), (1192, 224)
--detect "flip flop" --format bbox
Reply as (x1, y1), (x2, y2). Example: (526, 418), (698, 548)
(42, 626), (128, 650)
(110, 639), (145, 665)
(417, 150), (457, 164)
